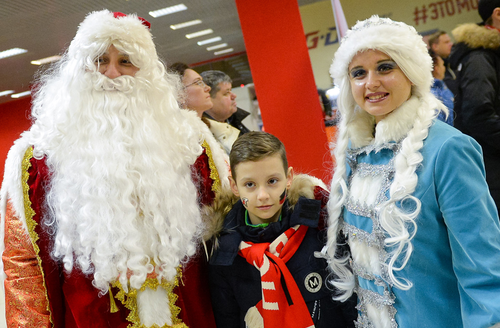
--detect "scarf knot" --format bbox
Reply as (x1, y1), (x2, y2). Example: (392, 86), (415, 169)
(238, 225), (315, 328)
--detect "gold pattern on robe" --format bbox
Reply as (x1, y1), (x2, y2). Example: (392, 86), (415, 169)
(202, 140), (222, 195)
(3, 146), (53, 327)
(111, 266), (187, 328)
(109, 287), (120, 313)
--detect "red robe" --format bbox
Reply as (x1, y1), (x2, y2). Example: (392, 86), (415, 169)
(3, 146), (217, 328)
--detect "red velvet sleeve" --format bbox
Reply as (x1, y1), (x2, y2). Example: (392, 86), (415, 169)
(191, 149), (216, 206)
(3, 150), (58, 327)
(314, 186), (330, 231)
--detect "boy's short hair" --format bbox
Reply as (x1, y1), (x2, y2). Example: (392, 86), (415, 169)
(230, 131), (288, 180)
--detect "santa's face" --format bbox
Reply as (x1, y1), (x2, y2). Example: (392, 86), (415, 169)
(95, 44), (139, 78)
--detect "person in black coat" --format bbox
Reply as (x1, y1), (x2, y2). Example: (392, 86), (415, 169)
(448, 0), (500, 215)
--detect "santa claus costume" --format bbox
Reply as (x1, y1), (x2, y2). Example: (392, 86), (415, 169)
(0, 10), (228, 328)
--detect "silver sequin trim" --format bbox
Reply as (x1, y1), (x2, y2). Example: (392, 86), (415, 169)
(342, 222), (382, 249)
(347, 141), (401, 160)
(351, 261), (387, 288)
(342, 140), (403, 328)
(343, 222), (392, 286)
(355, 287), (398, 328)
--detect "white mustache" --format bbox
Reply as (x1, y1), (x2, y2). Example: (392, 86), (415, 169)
(92, 74), (136, 93)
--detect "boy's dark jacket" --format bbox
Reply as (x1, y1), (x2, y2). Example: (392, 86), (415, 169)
(203, 174), (356, 328)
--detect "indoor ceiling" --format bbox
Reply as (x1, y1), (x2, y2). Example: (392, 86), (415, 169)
(0, 0), (322, 105)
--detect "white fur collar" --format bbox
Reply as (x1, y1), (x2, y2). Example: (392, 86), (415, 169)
(1, 136), (32, 237)
(181, 110), (230, 191)
(348, 96), (421, 148)
(205, 118), (240, 155)
(137, 288), (173, 326)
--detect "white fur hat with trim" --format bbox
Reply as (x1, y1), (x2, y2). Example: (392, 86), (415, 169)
(67, 10), (156, 72)
(330, 15), (433, 101)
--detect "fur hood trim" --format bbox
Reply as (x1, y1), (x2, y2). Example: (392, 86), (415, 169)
(348, 96), (423, 148)
(201, 174), (327, 242)
(331, 16), (433, 98)
(452, 23), (500, 50)
(1, 136), (32, 235)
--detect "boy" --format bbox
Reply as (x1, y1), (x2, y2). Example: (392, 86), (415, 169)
(208, 131), (356, 328)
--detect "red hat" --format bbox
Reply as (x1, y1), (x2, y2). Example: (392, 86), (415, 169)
(113, 12), (151, 29)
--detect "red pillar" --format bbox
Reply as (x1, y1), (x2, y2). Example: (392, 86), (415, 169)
(235, 0), (332, 182)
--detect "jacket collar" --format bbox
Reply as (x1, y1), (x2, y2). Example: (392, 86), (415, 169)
(210, 197), (321, 266)
(452, 23), (500, 50)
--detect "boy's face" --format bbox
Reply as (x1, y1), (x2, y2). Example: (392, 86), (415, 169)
(229, 154), (293, 225)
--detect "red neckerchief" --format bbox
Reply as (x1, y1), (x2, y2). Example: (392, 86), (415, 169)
(485, 24), (500, 32)
(238, 225), (314, 328)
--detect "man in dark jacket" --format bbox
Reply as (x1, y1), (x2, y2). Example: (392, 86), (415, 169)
(449, 0), (500, 215)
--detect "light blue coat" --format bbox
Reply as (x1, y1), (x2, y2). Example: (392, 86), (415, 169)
(343, 120), (500, 328)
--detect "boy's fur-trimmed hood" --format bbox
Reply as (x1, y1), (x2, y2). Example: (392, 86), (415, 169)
(201, 174), (327, 243)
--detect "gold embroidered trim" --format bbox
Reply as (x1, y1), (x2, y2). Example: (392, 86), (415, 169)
(202, 140), (221, 195)
(22, 146), (54, 326)
(111, 266), (187, 328)
(109, 287), (119, 313)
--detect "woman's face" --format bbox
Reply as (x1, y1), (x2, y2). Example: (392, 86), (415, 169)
(182, 68), (212, 117)
(348, 49), (412, 123)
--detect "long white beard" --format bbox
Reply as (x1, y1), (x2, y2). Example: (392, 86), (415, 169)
(38, 72), (203, 293)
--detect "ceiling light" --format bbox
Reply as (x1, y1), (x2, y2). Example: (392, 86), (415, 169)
(11, 91), (31, 98)
(206, 43), (228, 51)
(0, 48), (28, 60)
(214, 48), (234, 55)
(149, 4), (187, 18)
(0, 90), (14, 97)
(186, 29), (213, 39)
(31, 55), (61, 65)
(170, 19), (202, 30)
(197, 37), (222, 46)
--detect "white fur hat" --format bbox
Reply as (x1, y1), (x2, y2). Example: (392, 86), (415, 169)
(330, 15), (433, 100)
(67, 10), (157, 72)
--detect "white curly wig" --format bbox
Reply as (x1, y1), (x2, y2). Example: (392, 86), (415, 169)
(325, 16), (446, 300)
(21, 10), (205, 293)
